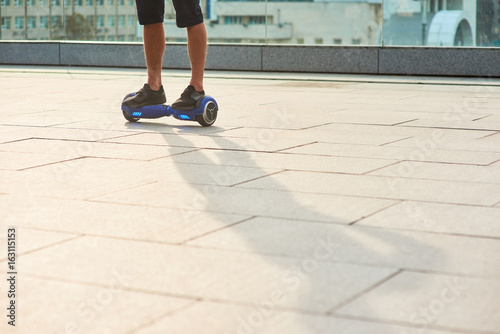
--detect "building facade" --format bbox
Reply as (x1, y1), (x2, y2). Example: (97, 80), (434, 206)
(0, 0), (138, 41)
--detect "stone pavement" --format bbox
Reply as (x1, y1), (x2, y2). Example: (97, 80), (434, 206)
(1, 65), (500, 334)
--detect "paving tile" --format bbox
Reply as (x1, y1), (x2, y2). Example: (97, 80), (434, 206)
(170, 149), (398, 174)
(135, 301), (456, 334)
(0, 150), (79, 170)
(403, 118), (500, 131)
(236, 170), (500, 206)
(1, 110), (94, 127)
(0, 138), (198, 161)
(283, 142), (500, 165)
(328, 109), (441, 126)
(214, 126), (410, 146)
(0, 275), (192, 334)
(368, 161), (500, 184)
(0, 226), (79, 261)
(356, 201), (500, 238)
(0, 158), (157, 200)
(336, 271), (500, 333)
(188, 217), (500, 277)
(93, 181), (397, 224)
(0, 125), (133, 144)
(103, 132), (315, 152)
(1, 195), (250, 244)
(387, 136), (500, 153)
(14, 236), (397, 313)
(317, 123), (495, 140)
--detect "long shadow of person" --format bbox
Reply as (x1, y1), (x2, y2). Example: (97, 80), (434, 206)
(130, 120), (448, 334)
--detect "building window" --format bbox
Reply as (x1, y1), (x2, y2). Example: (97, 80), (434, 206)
(117, 35), (125, 41)
(128, 15), (135, 26)
(51, 15), (62, 28)
(1, 17), (12, 30)
(40, 16), (49, 28)
(27, 16), (37, 29)
(39, 0), (46, 5)
(1, 0), (11, 6)
(27, 0), (35, 6)
(51, 0), (60, 5)
(107, 15), (115, 27)
(15, 16), (24, 29)
(75, 0), (82, 6)
(117, 15), (125, 27)
(86, 0), (93, 5)
(351, 38), (361, 45)
(96, 15), (104, 27)
(128, 34), (135, 41)
(249, 16), (265, 25)
(117, 0), (123, 5)
(14, 0), (22, 7)
(128, 0), (133, 5)
(315, 38), (323, 44)
(86, 15), (94, 27)
(225, 16), (242, 24)
(333, 38), (342, 44)
(97, 0), (103, 5)
(107, 35), (114, 41)
(107, 0), (113, 5)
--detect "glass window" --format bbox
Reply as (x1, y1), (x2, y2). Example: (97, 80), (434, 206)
(1, 17), (12, 30)
(107, 15), (114, 27)
(86, 0), (93, 5)
(51, 0), (60, 5)
(97, 0), (103, 6)
(86, 16), (94, 27)
(51, 15), (62, 28)
(27, 0), (35, 6)
(27, 16), (37, 29)
(107, 0), (113, 5)
(1, 0), (11, 6)
(14, 0), (22, 7)
(117, 15), (124, 27)
(15, 17), (24, 29)
(96, 15), (104, 27)
(40, 16), (49, 28)
(128, 15), (135, 26)
(75, 0), (82, 6)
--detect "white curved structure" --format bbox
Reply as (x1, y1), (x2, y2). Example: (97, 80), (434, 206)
(427, 10), (475, 46)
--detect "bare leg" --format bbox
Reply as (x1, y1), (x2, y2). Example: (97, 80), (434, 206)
(143, 22), (165, 91)
(186, 22), (207, 92)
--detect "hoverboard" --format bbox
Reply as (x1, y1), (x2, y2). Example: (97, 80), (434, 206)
(121, 92), (218, 127)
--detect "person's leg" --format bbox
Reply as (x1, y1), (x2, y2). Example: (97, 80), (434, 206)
(122, 0), (167, 108)
(186, 22), (207, 92)
(143, 22), (165, 92)
(170, 0), (207, 109)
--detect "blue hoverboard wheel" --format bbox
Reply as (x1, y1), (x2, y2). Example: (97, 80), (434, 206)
(195, 97), (218, 127)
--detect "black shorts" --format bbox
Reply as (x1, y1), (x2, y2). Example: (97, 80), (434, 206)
(135, 0), (203, 28)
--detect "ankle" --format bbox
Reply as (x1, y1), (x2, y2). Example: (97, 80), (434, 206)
(148, 82), (162, 92)
(189, 82), (203, 92)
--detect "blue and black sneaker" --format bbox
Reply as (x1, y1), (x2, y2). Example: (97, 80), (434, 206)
(171, 85), (205, 110)
(122, 84), (166, 108)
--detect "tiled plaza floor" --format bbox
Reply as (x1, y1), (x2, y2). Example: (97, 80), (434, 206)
(1, 65), (500, 334)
